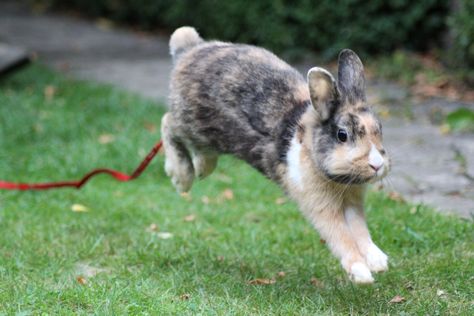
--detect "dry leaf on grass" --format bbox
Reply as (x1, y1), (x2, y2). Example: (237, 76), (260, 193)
(44, 85), (56, 100)
(388, 191), (405, 203)
(98, 134), (115, 144)
(248, 278), (276, 285)
(216, 256), (225, 262)
(144, 122), (157, 133)
(183, 214), (196, 222)
(275, 197), (287, 205)
(146, 223), (159, 232)
(222, 189), (234, 200)
(277, 271), (286, 278)
(180, 192), (192, 202)
(180, 293), (191, 300)
(389, 295), (406, 304)
(156, 232), (173, 239)
(71, 204), (89, 212)
(310, 277), (323, 287)
(75, 263), (108, 278)
(76, 276), (87, 285)
(214, 173), (233, 184)
(437, 289), (447, 297)
(201, 196), (211, 204)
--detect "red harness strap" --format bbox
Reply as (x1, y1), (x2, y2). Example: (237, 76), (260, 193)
(0, 140), (162, 190)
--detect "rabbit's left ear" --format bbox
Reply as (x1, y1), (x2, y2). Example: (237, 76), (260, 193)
(338, 49), (366, 104)
(307, 67), (339, 121)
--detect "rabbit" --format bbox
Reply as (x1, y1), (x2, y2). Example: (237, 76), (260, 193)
(161, 26), (390, 284)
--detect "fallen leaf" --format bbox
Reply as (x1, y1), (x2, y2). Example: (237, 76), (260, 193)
(310, 277), (323, 287)
(59, 62), (70, 71)
(95, 18), (113, 30)
(44, 85), (56, 100)
(183, 214), (196, 222)
(389, 295), (405, 304)
(388, 191), (405, 203)
(437, 289), (446, 297)
(157, 232), (173, 239)
(373, 183), (384, 191)
(144, 122), (157, 133)
(180, 192), (192, 201)
(245, 213), (261, 223)
(248, 278), (275, 285)
(214, 173), (233, 183)
(201, 196), (211, 204)
(98, 134), (115, 144)
(146, 223), (159, 232)
(75, 263), (108, 278)
(34, 123), (44, 133)
(277, 271), (286, 278)
(71, 204), (89, 212)
(378, 108), (391, 120)
(180, 293), (190, 300)
(216, 256), (224, 262)
(76, 276), (87, 285)
(439, 124), (451, 135)
(275, 197), (286, 205)
(222, 188), (234, 200)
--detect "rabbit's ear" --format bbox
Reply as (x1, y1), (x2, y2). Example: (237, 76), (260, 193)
(307, 67), (339, 120)
(337, 49), (366, 104)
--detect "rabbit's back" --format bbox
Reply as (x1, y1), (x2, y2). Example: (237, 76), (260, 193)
(169, 42), (310, 178)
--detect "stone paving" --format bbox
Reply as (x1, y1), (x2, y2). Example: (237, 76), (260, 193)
(1, 1), (473, 218)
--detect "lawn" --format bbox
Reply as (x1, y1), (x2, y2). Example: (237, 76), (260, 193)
(0, 65), (472, 315)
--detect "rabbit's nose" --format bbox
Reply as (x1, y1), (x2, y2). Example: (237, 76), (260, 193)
(369, 162), (383, 172)
(368, 143), (384, 172)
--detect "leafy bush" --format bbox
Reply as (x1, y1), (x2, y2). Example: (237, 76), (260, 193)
(447, 0), (474, 83)
(41, 0), (448, 59)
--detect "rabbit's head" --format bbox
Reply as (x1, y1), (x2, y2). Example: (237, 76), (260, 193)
(307, 49), (389, 184)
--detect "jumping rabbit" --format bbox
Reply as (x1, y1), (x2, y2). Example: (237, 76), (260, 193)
(162, 27), (390, 284)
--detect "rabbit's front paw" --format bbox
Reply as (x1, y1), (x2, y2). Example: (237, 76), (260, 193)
(349, 262), (374, 284)
(165, 157), (194, 193)
(365, 243), (388, 272)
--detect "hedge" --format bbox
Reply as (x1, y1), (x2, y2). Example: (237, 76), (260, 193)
(448, 0), (474, 81)
(43, 0), (449, 60)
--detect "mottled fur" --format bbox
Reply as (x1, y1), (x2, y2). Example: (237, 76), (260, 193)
(163, 27), (390, 283)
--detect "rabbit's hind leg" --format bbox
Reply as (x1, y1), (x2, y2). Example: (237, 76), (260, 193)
(161, 113), (195, 192)
(191, 150), (218, 179)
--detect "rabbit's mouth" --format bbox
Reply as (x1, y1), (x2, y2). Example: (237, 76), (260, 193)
(324, 172), (373, 185)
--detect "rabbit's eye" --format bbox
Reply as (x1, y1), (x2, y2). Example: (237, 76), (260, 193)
(337, 129), (348, 142)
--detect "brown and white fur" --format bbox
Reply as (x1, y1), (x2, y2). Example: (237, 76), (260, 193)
(162, 27), (390, 284)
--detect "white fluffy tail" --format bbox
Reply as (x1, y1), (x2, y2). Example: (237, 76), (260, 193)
(169, 26), (203, 61)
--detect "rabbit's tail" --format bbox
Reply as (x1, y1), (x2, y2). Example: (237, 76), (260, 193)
(169, 27), (203, 61)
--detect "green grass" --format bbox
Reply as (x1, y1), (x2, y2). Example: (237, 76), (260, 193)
(0, 65), (473, 315)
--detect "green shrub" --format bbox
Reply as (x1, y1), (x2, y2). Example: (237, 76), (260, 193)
(447, 0), (474, 83)
(41, 0), (448, 60)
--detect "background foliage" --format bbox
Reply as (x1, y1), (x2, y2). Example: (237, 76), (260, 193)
(42, 0), (447, 58)
(447, 0), (474, 82)
(37, 0), (471, 75)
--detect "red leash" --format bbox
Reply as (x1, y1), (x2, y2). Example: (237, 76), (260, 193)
(0, 140), (163, 190)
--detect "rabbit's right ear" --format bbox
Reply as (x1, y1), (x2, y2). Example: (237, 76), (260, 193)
(307, 67), (339, 121)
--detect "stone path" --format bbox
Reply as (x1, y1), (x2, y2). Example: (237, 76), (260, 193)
(1, 1), (473, 219)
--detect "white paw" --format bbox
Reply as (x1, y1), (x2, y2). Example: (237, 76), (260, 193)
(365, 244), (388, 272)
(165, 159), (194, 193)
(349, 262), (374, 284)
